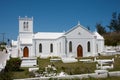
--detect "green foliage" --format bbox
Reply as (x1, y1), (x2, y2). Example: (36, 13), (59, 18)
(0, 71), (13, 80)
(5, 58), (22, 71)
(108, 12), (120, 32)
(0, 58), (21, 80)
(0, 42), (6, 51)
(104, 32), (120, 46)
(0, 42), (7, 45)
(95, 12), (120, 46)
(96, 23), (106, 35)
(0, 47), (6, 51)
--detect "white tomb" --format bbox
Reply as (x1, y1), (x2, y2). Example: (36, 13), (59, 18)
(21, 57), (37, 67)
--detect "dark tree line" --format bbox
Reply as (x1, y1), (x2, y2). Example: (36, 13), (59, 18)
(96, 23), (106, 35)
(96, 12), (120, 46)
(108, 12), (120, 32)
(96, 12), (120, 35)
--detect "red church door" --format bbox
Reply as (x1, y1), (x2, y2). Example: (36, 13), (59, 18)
(23, 47), (29, 57)
(77, 45), (83, 57)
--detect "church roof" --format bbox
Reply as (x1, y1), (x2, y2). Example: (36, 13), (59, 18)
(65, 23), (93, 35)
(34, 32), (64, 39)
(94, 31), (104, 40)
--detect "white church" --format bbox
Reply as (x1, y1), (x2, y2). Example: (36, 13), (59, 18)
(11, 16), (104, 58)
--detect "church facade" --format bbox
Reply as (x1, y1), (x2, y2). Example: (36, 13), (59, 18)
(11, 16), (104, 58)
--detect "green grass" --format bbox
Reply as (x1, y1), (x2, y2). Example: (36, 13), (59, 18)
(12, 67), (29, 79)
(11, 54), (120, 79)
(37, 57), (96, 74)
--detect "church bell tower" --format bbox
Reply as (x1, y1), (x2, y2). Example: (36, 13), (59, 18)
(19, 16), (33, 33)
(18, 16), (33, 38)
(18, 16), (33, 58)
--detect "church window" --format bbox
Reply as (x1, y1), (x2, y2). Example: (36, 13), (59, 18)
(23, 22), (29, 31)
(87, 41), (90, 52)
(39, 43), (42, 53)
(27, 22), (29, 28)
(69, 41), (72, 52)
(50, 43), (53, 53)
(96, 44), (98, 53)
(23, 22), (26, 28)
(60, 42), (61, 53)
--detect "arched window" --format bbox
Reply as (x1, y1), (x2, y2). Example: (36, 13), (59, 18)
(60, 42), (61, 53)
(87, 41), (90, 52)
(69, 41), (72, 52)
(50, 43), (53, 53)
(26, 22), (29, 29)
(39, 43), (42, 53)
(23, 22), (26, 28)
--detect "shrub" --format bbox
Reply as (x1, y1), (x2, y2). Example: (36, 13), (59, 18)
(5, 58), (22, 71)
(0, 71), (13, 80)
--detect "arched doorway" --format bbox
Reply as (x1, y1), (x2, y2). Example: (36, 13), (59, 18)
(77, 45), (83, 57)
(23, 47), (29, 57)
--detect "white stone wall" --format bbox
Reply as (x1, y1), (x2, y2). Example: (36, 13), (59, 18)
(32, 37), (66, 57)
(97, 39), (104, 54)
(34, 39), (56, 56)
(11, 47), (18, 58)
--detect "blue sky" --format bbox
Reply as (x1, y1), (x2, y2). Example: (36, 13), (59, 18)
(0, 0), (120, 41)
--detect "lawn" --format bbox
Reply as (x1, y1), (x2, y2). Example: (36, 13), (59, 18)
(12, 67), (29, 79)
(37, 57), (96, 75)
(12, 54), (120, 79)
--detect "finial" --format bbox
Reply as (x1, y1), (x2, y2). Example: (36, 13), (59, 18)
(78, 21), (80, 25)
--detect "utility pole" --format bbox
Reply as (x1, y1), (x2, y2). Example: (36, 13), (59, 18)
(1, 33), (5, 42)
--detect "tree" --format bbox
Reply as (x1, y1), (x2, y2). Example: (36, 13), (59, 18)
(118, 13), (120, 31)
(96, 23), (106, 35)
(108, 12), (120, 32)
(87, 26), (90, 30)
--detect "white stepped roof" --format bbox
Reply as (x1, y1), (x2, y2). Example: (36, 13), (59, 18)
(34, 32), (64, 39)
(94, 31), (104, 40)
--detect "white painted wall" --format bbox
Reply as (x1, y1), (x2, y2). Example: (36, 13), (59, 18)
(97, 39), (104, 54)
(65, 26), (97, 57)
(19, 17), (33, 33)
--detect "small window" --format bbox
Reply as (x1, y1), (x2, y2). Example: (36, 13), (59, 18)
(23, 22), (26, 28)
(23, 22), (28, 31)
(69, 41), (72, 52)
(50, 44), (53, 53)
(60, 42), (61, 53)
(26, 22), (29, 28)
(87, 41), (90, 52)
(39, 43), (42, 53)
